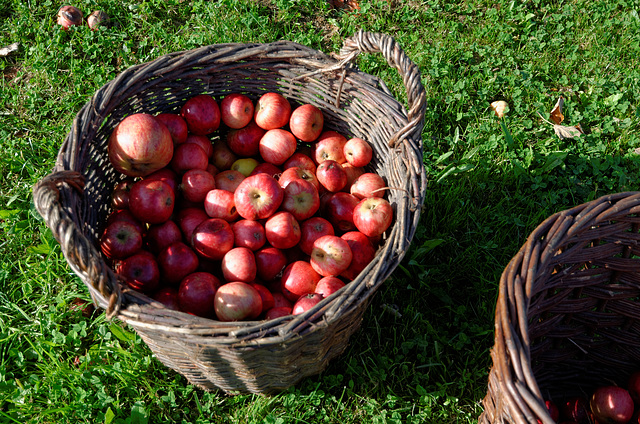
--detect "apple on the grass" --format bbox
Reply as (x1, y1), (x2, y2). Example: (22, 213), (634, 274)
(57, 5), (83, 30)
(265, 211), (301, 250)
(316, 160), (348, 193)
(234, 173), (284, 220)
(118, 251), (160, 293)
(204, 189), (239, 222)
(590, 386), (634, 424)
(259, 129), (297, 166)
(315, 276), (345, 297)
(145, 219), (183, 255)
(281, 179), (320, 222)
(281, 260), (322, 302)
(191, 218), (235, 261)
(128, 179), (175, 225)
(353, 197), (393, 238)
(289, 104), (324, 142)
(232, 220), (266, 251)
(178, 272), (222, 318)
(343, 137), (373, 167)
(214, 169), (246, 193)
(157, 241), (200, 286)
(220, 93), (254, 129)
(211, 139), (238, 171)
(350, 172), (386, 199)
(325, 192), (359, 232)
(181, 94), (221, 135)
(310, 235), (353, 278)
(283, 152), (317, 174)
(299, 217), (335, 255)
(254, 92), (292, 130)
(221, 247), (257, 283)
(108, 113), (174, 177)
(314, 130), (347, 164)
(278, 166), (320, 191)
(292, 293), (324, 315)
(170, 142), (209, 174)
(340, 231), (376, 281)
(231, 158), (260, 177)
(184, 134), (213, 159)
(181, 168), (216, 203)
(214, 281), (263, 321)
(176, 207), (209, 243)
(100, 220), (143, 260)
(155, 113), (188, 145)
(153, 287), (180, 311)
(226, 120), (265, 157)
(255, 246), (288, 282)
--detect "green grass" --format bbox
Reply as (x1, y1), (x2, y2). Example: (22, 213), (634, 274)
(2, 0), (640, 422)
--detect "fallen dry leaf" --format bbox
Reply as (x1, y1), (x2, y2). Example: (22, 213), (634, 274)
(550, 97), (564, 125)
(490, 100), (508, 118)
(553, 124), (583, 140)
(0, 42), (19, 57)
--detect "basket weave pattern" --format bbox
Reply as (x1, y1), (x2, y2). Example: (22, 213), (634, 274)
(480, 192), (640, 424)
(33, 31), (426, 394)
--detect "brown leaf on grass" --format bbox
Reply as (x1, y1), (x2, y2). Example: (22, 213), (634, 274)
(550, 97), (564, 125)
(490, 100), (508, 118)
(0, 43), (19, 57)
(554, 124), (583, 140)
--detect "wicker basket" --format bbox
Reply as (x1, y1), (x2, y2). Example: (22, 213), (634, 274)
(479, 192), (640, 423)
(32, 31), (426, 394)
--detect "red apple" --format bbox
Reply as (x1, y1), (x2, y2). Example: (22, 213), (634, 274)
(176, 207), (209, 243)
(254, 92), (292, 130)
(234, 173), (284, 220)
(590, 386), (634, 424)
(204, 189), (239, 222)
(105, 209), (145, 235)
(340, 231), (376, 281)
(315, 276), (345, 297)
(255, 247), (288, 282)
(214, 169), (245, 193)
(353, 197), (393, 237)
(265, 306), (292, 320)
(259, 129), (297, 166)
(265, 211), (301, 250)
(325, 192), (359, 232)
(211, 139), (238, 171)
(100, 220), (143, 260)
(108, 113), (174, 177)
(342, 163), (365, 189)
(540, 400), (560, 424)
(221, 247), (256, 283)
(283, 152), (317, 174)
(316, 160), (347, 193)
(86, 10), (110, 31)
(191, 218), (235, 260)
(110, 178), (135, 210)
(560, 397), (590, 424)
(178, 272), (222, 318)
(214, 281), (263, 321)
(155, 113), (188, 145)
(299, 217), (335, 255)
(310, 235), (353, 277)
(350, 173), (386, 199)
(280, 178), (320, 222)
(57, 5), (83, 30)
(118, 251), (160, 293)
(292, 293), (324, 315)
(272, 292), (293, 308)
(170, 142), (209, 174)
(281, 260), (322, 302)
(181, 94), (221, 135)
(232, 220), (266, 251)
(289, 104), (324, 142)
(145, 219), (183, 255)
(278, 166), (320, 191)
(144, 167), (179, 193)
(128, 179), (175, 225)
(157, 242), (200, 286)
(226, 120), (265, 157)
(249, 162), (282, 178)
(343, 137), (373, 167)
(250, 282), (275, 313)
(184, 134), (213, 159)
(181, 168), (216, 203)
(220, 93), (254, 129)
(152, 287), (180, 311)
(314, 130), (347, 164)
(207, 163), (219, 177)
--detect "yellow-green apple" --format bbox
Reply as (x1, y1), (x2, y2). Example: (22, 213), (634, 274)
(231, 158), (260, 177)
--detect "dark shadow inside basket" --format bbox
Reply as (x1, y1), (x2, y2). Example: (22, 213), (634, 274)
(527, 217), (640, 401)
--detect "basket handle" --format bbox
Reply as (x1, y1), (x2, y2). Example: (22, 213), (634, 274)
(32, 170), (123, 318)
(337, 30), (426, 148)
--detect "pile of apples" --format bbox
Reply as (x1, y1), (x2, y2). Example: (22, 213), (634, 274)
(541, 371), (640, 424)
(100, 91), (393, 321)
